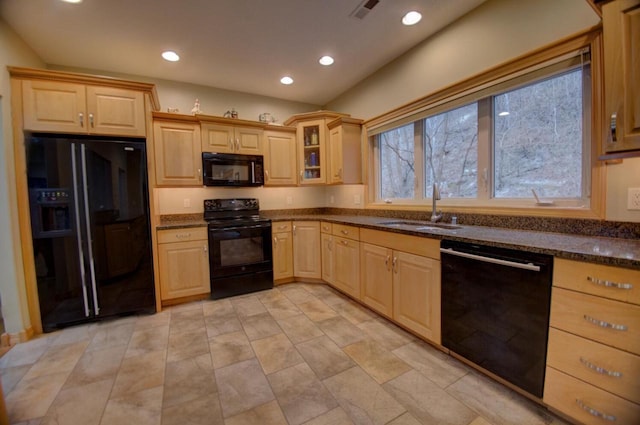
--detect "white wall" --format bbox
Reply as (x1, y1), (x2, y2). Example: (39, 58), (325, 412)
(0, 17), (45, 336)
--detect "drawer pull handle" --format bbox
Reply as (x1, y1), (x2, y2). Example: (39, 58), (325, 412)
(175, 233), (191, 239)
(273, 236), (278, 246)
(576, 399), (617, 422)
(579, 357), (623, 378)
(583, 315), (628, 331)
(587, 276), (633, 290)
(340, 229), (349, 235)
(277, 225), (288, 230)
(340, 240), (349, 246)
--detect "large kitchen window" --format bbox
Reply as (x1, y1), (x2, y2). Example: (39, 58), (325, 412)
(372, 45), (593, 210)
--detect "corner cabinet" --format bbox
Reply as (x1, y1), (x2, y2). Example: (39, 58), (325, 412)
(153, 114), (202, 186)
(264, 126), (298, 186)
(284, 111), (361, 185)
(200, 116), (264, 155)
(157, 227), (210, 302)
(602, 0), (640, 153)
(21, 79), (146, 137)
(327, 117), (363, 184)
(292, 221), (321, 279)
(272, 221), (294, 282)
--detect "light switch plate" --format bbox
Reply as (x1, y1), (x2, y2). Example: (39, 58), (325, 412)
(628, 188), (640, 210)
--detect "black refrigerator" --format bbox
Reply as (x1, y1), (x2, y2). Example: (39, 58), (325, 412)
(26, 134), (155, 332)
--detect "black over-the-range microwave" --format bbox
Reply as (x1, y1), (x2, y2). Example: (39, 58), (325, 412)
(202, 152), (264, 187)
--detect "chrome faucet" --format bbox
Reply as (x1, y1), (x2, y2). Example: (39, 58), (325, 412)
(430, 183), (442, 222)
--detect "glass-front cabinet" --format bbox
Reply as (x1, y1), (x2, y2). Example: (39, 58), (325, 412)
(300, 120), (326, 184)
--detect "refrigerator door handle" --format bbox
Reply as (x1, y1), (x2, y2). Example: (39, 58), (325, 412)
(71, 143), (91, 318)
(80, 144), (100, 316)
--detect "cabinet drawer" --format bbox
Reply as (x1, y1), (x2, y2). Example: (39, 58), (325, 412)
(550, 288), (640, 354)
(360, 228), (440, 259)
(158, 227), (208, 244)
(554, 258), (640, 305)
(273, 221), (292, 233)
(544, 367), (640, 425)
(332, 224), (359, 240)
(547, 327), (640, 403)
(320, 222), (332, 234)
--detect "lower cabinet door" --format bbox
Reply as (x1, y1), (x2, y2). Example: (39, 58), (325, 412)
(393, 251), (441, 344)
(273, 231), (294, 281)
(158, 240), (210, 300)
(360, 243), (393, 317)
(321, 233), (335, 285)
(333, 236), (360, 299)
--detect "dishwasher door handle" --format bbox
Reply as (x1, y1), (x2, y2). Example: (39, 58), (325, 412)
(440, 248), (541, 272)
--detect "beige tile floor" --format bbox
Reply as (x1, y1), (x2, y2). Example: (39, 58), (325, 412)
(0, 283), (571, 425)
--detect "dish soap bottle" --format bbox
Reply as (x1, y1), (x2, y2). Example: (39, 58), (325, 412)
(311, 128), (319, 145)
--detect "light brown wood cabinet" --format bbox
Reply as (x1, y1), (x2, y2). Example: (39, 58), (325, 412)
(22, 80), (146, 137)
(201, 121), (263, 155)
(331, 225), (360, 299)
(359, 229), (441, 343)
(153, 117), (202, 186)
(292, 221), (321, 279)
(544, 258), (640, 424)
(157, 227), (210, 301)
(603, 0), (640, 153)
(321, 231), (335, 285)
(272, 221), (294, 282)
(327, 117), (363, 184)
(264, 127), (298, 186)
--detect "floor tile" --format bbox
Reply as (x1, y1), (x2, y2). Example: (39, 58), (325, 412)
(331, 300), (378, 325)
(297, 298), (338, 322)
(224, 400), (287, 425)
(231, 295), (267, 318)
(161, 393), (223, 425)
(302, 284), (347, 306)
(280, 285), (317, 305)
(169, 309), (205, 334)
(392, 341), (469, 388)
(167, 327), (209, 362)
(47, 324), (95, 347)
(252, 332), (303, 374)
(296, 336), (355, 380)
(23, 340), (88, 380)
(302, 407), (354, 425)
(40, 378), (113, 425)
(343, 339), (412, 384)
(215, 358), (275, 418)
(100, 385), (163, 425)
(446, 371), (568, 425)
(261, 296), (301, 320)
(204, 312), (243, 339)
(383, 370), (476, 425)
(202, 298), (234, 317)
(86, 322), (134, 352)
(357, 318), (415, 351)
(0, 364), (31, 393)
(209, 330), (254, 369)
(5, 371), (69, 423)
(110, 350), (166, 398)
(268, 362), (338, 425)
(125, 325), (169, 358)
(135, 310), (171, 329)
(323, 366), (406, 425)
(318, 316), (365, 347)
(387, 412), (423, 425)
(277, 314), (324, 345)
(469, 417), (496, 425)
(240, 312), (282, 341)
(0, 336), (50, 369)
(163, 353), (217, 409)
(64, 345), (126, 388)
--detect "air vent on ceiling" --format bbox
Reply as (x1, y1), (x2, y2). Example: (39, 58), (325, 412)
(350, 0), (380, 20)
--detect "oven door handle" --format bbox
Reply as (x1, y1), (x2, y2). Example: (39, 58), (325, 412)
(209, 223), (271, 232)
(440, 248), (541, 272)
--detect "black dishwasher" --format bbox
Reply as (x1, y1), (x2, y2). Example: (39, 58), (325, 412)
(440, 240), (553, 398)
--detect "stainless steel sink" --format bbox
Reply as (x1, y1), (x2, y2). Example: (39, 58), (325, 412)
(378, 220), (462, 230)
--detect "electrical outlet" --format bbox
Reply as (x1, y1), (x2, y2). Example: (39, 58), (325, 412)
(286, 196), (293, 205)
(183, 198), (191, 208)
(628, 188), (640, 210)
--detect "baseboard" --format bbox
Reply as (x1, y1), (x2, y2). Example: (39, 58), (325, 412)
(1, 326), (35, 346)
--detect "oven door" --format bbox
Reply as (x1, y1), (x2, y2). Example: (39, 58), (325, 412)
(208, 222), (272, 278)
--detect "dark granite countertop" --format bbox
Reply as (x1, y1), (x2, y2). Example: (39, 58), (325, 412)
(158, 213), (640, 269)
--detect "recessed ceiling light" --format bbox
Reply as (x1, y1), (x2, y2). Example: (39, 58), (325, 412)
(161, 51), (180, 62)
(60, 0), (83, 3)
(498, 111), (510, 116)
(402, 11), (422, 26)
(280, 76), (294, 85)
(319, 56), (334, 66)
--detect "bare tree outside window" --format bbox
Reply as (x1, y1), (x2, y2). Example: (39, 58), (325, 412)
(424, 104), (478, 198)
(494, 69), (583, 198)
(379, 124), (415, 199)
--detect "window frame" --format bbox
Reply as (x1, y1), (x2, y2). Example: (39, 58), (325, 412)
(364, 27), (605, 219)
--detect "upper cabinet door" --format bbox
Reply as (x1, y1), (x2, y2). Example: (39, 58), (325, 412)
(235, 126), (263, 155)
(603, 0), (640, 152)
(86, 86), (145, 137)
(264, 129), (297, 186)
(201, 123), (235, 153)
(22, 80), (86, 133)
(154, 120), (202, 186)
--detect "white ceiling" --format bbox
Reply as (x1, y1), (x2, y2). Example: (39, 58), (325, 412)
(1, 0), (487, 105)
